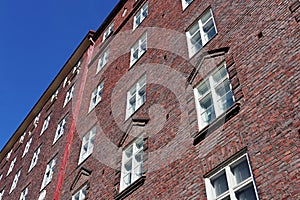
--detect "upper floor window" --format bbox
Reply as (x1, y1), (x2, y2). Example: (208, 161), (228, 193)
(7, 156), (17, 176)
(133, 2), (148, 30)
(33, 113), (41, 128)
(38, 190), (46, 200)
(22, 137), (32, 158)
(50, 89), (59, 103)
(28, 146), (41, 172)
(19, 186), (29, 200)
(0, 189), (4, 200)
(126, 75), (146, 119)
(182, 0), (194, 10)
(53, 116), (67, 144)
(72, 184), (87, 200)
(186, 8), (217, 58)
(130, 33), (147, 67)
(97, 48), (109, 73)
(78, 127), (96, 164)
(6, 149), (12, 161)
(41, 157), (56, 190)
(19, 132), (26, 144)
(89, 81), (104, 112)
(64, 85), (75, 107)
(10, 169), (21, 193)
(40, 114), (51, 135)
(120, 138), (144, 192)
(103, 23), (114, 41)
(194, 64), (234, 130)
(205, 154), (259, 200)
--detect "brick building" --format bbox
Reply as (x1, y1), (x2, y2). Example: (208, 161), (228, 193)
(0, 0), (299, 199)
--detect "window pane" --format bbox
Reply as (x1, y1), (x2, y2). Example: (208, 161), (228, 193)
(197, 80), (210, 97)
(236, 185), (257, 200)
(232, 159), (251, 185)
(212, 173), (228, 197)
(201, 10), (212, 24)
(213, 67), (227, 84)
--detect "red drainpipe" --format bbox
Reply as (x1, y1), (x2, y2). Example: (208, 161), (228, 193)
(53, 39), (94, 200)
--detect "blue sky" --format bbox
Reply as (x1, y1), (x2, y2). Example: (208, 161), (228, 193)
(0, 0), (119, 151)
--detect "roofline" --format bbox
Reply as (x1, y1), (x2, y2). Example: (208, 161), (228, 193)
(0, 30), (95, 162)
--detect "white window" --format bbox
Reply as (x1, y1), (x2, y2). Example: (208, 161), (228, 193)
(40, 114), (51, 135)
(97, 48), (109, 73)
(194, 64), (234, 130)
(7, 157), (17, 176)
(28, 146), (41, 172)
(205, 154), (259, 200)
(19, 132), (26, 144)
(182, 0), (194, 10)
(72, 184), (87, 200)
(53, 116), (67, 144)
(64, 84), (75, 107)
(78, 127), (96, 164)
(130, 33), (147, 67)
(33, 113), (41, 128)
(6, 149), (12, 161)
(0, 174), (2, 181)
(22, 138), (32, 158)
(73, 60), (81, 74)
(0, 189), (4, 200)
(50, 89), (59, 103)
(89, 81), (104, 112)
(19, 186), (28, 200)
(133, 2), (148, 30)
(120, 138), (143, 192)
(38, 190), (46, 200)
(103, 23), (114, 41)
(186, 9), (217, 57)
(41, 157), (56, 190)
(10, 169), (21, 193)
(126, 75), (146, 119)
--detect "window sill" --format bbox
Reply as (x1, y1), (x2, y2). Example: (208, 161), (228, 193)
(115, 176), (146, 200)
(193, 102), (240, 145)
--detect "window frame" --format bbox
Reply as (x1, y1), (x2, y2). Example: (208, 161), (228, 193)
(97, 48), (110, 73)
(19, 185), (29, 200)
(181, 0), (194, 10)
(22, 137), (32, 158)
(53, 116), (67, 144)
(133, 2), (148, 30)
(6, 156), (17, 176)
(28, 146), (41, 172)
(78, 126), (97, 164)
(204, 153), (259, 200)
(40, 157), (56, 190)
(38, 190), (46, 200)
(0, 189), (4, 200)
(40, 114), (51, 135)
(72, 184), (88, 200)
(63, 84), (75, 107)
(186, 8), (217, 58)
(9, 169), (21, 193)
(130, 32), (147, 67)
(103, 22), (114, 41)
(89, 81), (104, 112)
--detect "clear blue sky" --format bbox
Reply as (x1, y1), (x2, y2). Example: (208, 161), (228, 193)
(0, 0), (119, 151)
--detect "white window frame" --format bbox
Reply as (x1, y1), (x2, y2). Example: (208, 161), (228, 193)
(103, 23), (114, 41)
(6, 156), (17, 176)
(33, 113), (41, 128)
(40, 114), (51, 135)
(78, 127), (96, 164)
(73, 60), (81, 74)
(0, 174), (2, 181)
(133, 2), (148, 30)
(89, 81), (104, 112)
(28, 146), (41, 172)
(120, 137), (144, 192)
(6, 149), (12, 161)
(10, 169), (21, 193)
(19, 132), (26, 144)
(97, 48), (110, 73)
(205, 154), (259, 200)
(182, 0), (194, 10)
(0, 189), (4, 200)
(19, 186), (28, 200)
(38, 190), (46, 200)
(194, 63), (235, 130)
(186, 8), (217, 58)
(41, 157), (56, 190)
(126, 75), (146, 119)
(22, 137), (32, 158)
(130, 33), (147, 67)
(50, 89), (59, 103)
(53, 116), (67, 144)
(64, 84), (75, 107)
(72, 184), (87, 200)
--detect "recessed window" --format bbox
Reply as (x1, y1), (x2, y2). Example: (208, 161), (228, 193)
(19, 186), (29, 200)
(28, 146), (41, 172)
(120, 138), (144, 192)
(38, 190), (46, 200)
(182, 0), (194, 10)
(126, 75), (146, 119)
(22, 138), (32, 158)
(194, 63), (234, 130)
(103, 23), (114, 41)
(53, 116), (67, 144)
(186, 8), (217, 57)
(7, 157), (17, 176)
(133, 2), (148, 30)
(205, 154), (259, 200)
(89, 81), (104, 112)
(40, 114), (51, 135)
(64, 85), (75, 107)
(10, 169), (21, 193)
(130, 33), (147, 67)
(72, 184), (87, 200)
(78, 127), (96, 164)
(41, 157), (56, 190)
(97, 48), (109, 73)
